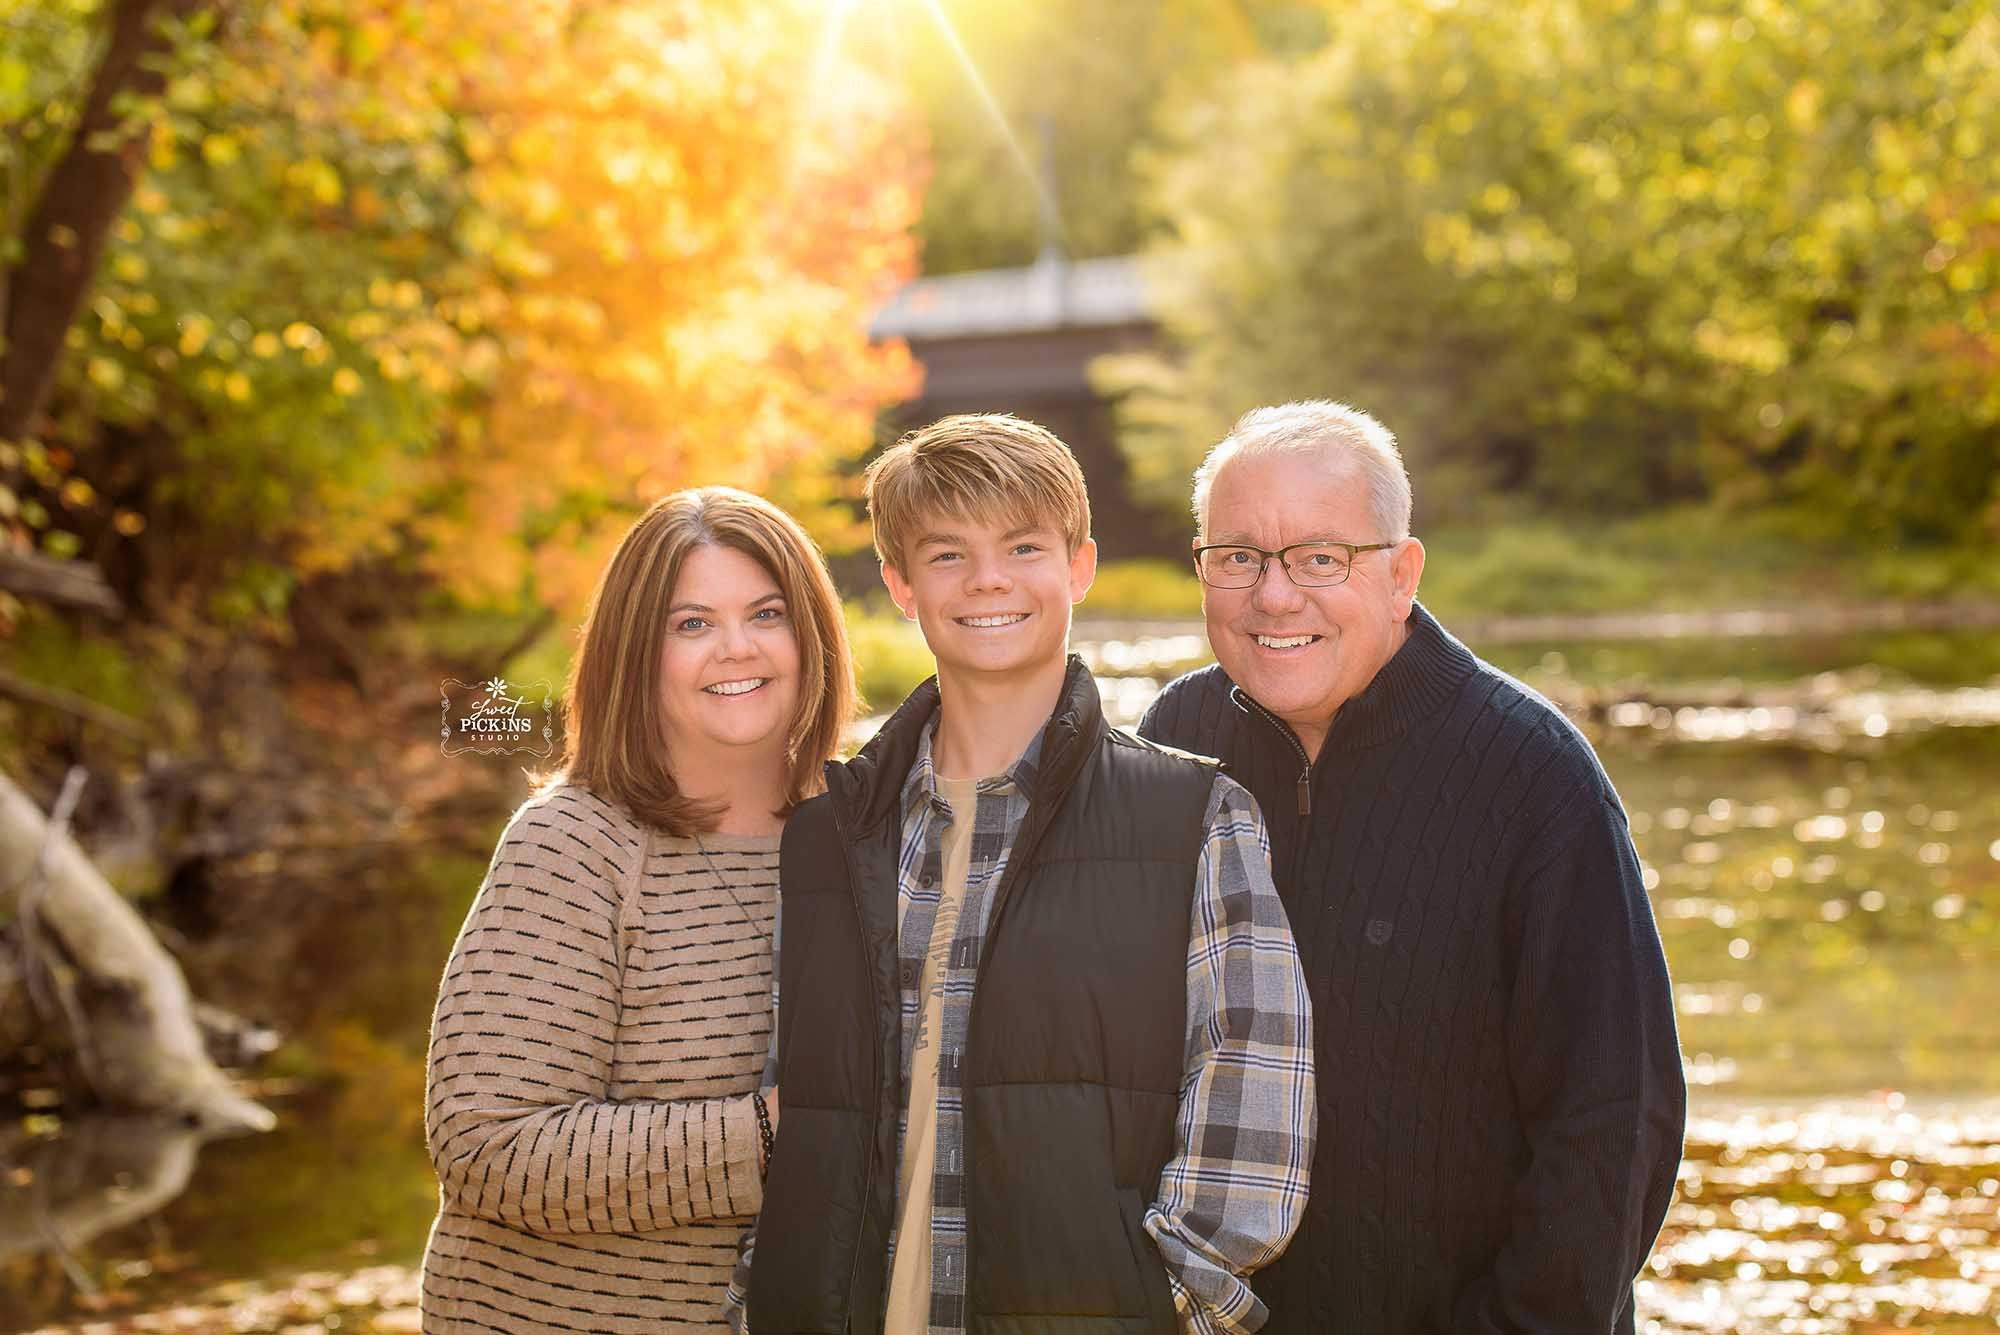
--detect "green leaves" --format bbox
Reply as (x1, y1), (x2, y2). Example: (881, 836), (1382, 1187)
(1116, 0), (2000, 542)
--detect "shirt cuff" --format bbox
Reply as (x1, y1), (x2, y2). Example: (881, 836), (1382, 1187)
(716, 1093), (765, 1217)
(1169, 1271), (1225, 1335)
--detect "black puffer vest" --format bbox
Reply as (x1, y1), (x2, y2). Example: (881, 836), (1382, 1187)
(748, 657), (1217, 1335)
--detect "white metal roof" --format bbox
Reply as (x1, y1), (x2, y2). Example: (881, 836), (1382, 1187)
(870, 253), (1154, 340)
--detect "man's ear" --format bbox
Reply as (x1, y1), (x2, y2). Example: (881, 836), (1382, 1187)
(1068, 537), (1099, 605)
(1391, 537), (1425, 618)
(879, 559), (918, 621)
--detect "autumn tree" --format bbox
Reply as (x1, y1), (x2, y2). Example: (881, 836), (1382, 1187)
(3, 0), (919, 621)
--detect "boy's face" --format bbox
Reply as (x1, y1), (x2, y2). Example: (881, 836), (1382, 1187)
(880, 510), (1097, 686)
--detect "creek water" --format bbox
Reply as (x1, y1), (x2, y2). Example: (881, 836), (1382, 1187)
(5, 622), (1997, 1334)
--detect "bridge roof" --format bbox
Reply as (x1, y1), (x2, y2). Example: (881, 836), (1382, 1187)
(870, 254), (1154, 341)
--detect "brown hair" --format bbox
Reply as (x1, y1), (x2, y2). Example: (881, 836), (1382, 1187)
(864, 413), (1091, 573)
(550, 486), (855, 834)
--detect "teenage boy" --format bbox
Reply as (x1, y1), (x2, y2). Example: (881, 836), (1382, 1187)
(733, 414), (1315, 1335)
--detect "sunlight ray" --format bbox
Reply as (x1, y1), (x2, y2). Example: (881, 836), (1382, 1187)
(913, 0), (1066, 246)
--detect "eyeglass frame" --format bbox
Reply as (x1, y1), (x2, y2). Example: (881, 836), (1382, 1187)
(1191, 538), (1397, 589)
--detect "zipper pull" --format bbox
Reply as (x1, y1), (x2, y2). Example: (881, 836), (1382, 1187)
(1297, 768), (1311, 817)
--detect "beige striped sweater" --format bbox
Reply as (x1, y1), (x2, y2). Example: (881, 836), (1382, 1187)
(421, 782), (776, 1333)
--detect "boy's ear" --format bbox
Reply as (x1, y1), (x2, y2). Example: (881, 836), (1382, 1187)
(879, 559), (918, 621)
(1067, 537), (1098, 604)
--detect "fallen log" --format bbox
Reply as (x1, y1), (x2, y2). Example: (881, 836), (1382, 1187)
(0, 767), (273, 1135)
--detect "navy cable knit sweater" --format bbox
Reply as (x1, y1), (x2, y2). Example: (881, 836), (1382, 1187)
(1139, 603), (1684, 1335)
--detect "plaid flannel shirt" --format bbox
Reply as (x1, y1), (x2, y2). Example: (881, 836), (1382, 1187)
(728, 719), (1314, 1334)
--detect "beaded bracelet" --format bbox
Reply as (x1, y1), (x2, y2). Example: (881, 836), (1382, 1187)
(752, 1090), (775, 1169)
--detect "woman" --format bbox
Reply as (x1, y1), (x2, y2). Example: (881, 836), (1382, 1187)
(420, 487), (854, 1332)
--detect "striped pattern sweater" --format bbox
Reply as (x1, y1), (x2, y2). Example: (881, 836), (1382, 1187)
(421, 782), (776, 1333)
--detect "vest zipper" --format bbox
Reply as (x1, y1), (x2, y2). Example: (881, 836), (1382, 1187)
(959, 782), (1065, 1324)
(1237, 691), (1317, 817)
(831, 799), (881, 1328)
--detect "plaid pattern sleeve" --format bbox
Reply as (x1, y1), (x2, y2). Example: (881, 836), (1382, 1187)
(1143, 774), (1316, 1335)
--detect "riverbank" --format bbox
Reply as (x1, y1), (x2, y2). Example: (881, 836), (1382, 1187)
(1073, 596), (2000, 651)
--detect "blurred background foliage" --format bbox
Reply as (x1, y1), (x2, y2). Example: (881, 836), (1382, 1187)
(2, 0), (916, 633)
(1096, 0), (2000, 550)
(905, 1), (1327, 273)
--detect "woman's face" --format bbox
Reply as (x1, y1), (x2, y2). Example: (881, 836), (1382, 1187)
(657, 543), (803, 764)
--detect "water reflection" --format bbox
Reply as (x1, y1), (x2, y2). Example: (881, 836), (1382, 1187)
(1614, 729), (1998, 1093)
(1642, 1098), (2000, 1332)
(1599, 680), (2000, 744)
(0, 1117), (205, 1266)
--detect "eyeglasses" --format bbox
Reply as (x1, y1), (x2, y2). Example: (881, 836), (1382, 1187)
(1193, 540), (1395, 589)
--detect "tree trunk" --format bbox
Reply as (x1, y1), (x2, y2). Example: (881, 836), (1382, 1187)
(0, 768), (273, 1135)
(0, 0), (214, 442)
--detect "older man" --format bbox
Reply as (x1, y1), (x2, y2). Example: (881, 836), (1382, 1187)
(1139, 401), (1684, 1335)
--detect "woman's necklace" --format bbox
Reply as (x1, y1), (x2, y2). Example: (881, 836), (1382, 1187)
(693, 834), (773, 945)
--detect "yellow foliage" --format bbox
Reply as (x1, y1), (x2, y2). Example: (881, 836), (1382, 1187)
(85, 356), (123, 391)
(46, 0), (916, 616)
(358, 0), (923, 608)
(199, 132), (239, 166)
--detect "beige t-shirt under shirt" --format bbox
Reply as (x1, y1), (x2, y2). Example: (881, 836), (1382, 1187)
(884, 775), (982, 1335)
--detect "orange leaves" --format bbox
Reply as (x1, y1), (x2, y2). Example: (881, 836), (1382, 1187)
(403, 0), (920, 608)
(147, 0), (917, 610)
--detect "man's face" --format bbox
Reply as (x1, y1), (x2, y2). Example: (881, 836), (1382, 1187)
(1199, 450), (1424, 758)
(880, 510), (1097, 687)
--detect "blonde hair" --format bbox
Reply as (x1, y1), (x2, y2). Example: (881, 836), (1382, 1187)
(551, 487), (855, 834)
(1194, 400), (1413, 542)
(865, 413), (1091, 573)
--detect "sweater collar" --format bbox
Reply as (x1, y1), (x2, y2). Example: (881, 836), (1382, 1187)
(1229, 601), (1477, 754)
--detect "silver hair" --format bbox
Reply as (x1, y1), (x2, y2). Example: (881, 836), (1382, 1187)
(1192, 400), (1413, 542)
